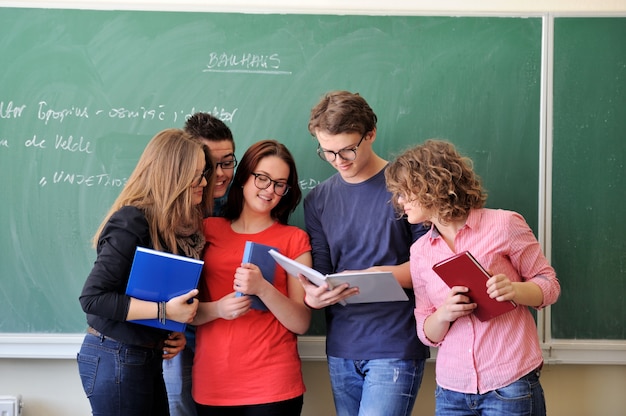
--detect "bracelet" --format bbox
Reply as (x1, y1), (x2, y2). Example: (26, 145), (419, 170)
(303, 297), (316, 310)
(158, 301), (167, 325)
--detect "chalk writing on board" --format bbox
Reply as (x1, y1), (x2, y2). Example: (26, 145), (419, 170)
(30, 101), (240, 125)
(41, 173), (321, 191)
(23, 135), (94, 154)
(24, 135), (46, 149)
(1, 101), (239, 125)
(203, 52), (292, 75)
(55, 135), (94, 153)
(299, 178), (321, 190)
(50, 171), (127, 187)
(38, 102), (88, 124)
(1, 97), (326, 191)
(0, 100), (26, 118)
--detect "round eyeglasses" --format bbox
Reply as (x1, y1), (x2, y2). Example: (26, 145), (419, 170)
(316, 133), (367, 162)
(250, 172), (291, 196)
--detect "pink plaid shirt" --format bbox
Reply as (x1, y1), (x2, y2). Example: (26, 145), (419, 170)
(411, 208), (560, 394)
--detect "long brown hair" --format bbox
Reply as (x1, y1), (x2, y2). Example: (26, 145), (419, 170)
(92, 129), (214, 253)
(224, 139), (301, 224)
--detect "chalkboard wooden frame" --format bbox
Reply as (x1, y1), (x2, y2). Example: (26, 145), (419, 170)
(0, 6), (624, 364)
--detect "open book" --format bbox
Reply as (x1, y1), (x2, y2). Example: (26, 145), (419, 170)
(268, 249), (408, 304)
(432, 251), (517, 321)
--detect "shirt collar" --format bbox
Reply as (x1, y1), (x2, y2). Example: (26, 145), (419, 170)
(428, 208), (482, 242)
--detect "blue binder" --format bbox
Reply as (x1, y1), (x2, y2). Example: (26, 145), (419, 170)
(237, 241), (278, 311)
(125, 246), (204, 331)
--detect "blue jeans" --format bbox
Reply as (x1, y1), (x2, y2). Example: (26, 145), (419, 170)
(163, 344), (197, 416)
(435, 369), (546, 416)
(327, 356), (425, 416)
(77, 333), (168, 416)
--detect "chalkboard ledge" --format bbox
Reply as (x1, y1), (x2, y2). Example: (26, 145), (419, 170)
(543, 340), (626, 365)
(0, 334), (330, 360)
(0, 334), (85, 359)
(297, 336), (326, 361)
(1, 335), (625, 364)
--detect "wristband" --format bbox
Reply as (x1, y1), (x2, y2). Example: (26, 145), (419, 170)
(158, 301), (167, 325)
(303, 297), (317, 310)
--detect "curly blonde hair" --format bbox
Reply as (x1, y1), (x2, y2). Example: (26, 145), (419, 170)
(385, 139), (486, 226)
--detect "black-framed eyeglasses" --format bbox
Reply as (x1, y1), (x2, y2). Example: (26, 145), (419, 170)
(316, 133), (367, 162)
(215, 155), (237, 170)
(192, 167), (212, 187)
(250, 172), (291, 196)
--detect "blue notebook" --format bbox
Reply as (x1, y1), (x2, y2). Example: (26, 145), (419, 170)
(237, 241), (278, 311)
(125, 246), (204, 331)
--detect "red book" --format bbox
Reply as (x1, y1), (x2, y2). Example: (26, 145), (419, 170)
(432, 251), (517, 321)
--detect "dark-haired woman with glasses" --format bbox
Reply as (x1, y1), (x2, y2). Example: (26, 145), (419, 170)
(192, 140), (312, 416)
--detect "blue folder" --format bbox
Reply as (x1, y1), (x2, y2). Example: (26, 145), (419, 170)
(125, 246), (204, 331)
(237, 241), (278, 311)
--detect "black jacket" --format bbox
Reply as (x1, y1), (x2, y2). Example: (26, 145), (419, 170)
(79, 206), (169, 346)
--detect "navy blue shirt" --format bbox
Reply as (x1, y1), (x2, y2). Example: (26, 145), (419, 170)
(304, 166), (430, 360)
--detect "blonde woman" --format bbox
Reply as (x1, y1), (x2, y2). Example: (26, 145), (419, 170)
(77, 128), (214, 416)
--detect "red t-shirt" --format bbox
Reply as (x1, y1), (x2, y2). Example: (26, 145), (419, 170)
(193, 218), (310, 406)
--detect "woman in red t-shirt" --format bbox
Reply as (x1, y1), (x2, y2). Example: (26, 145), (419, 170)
(192, 140), (312, 416)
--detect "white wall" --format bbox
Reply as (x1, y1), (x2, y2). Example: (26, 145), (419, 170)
(1, 1), (625, 415)
(1, 360), (626, 416)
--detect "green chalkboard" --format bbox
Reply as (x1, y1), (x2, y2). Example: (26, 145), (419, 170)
(0, 8), (542, 335)
(551, 17), (626, 340)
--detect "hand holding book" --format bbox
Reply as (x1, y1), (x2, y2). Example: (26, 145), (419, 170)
(269, 249), (408, 305)
(236, 241), (278, 311)
(163, 289), (199, 323)
(125, 247), (204, 331)
(298, 276), (359, 309)
(432, 251), (516, 321)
